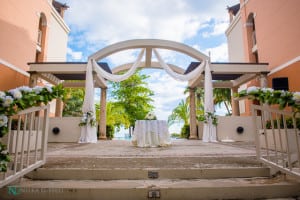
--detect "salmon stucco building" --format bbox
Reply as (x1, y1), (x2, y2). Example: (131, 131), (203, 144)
(0, 0), (70, 91)
(226, 0), (300, 115)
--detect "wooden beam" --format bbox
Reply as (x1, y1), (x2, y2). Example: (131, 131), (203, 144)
(112, 61), (185, 74)
(38, 73), (61, 85)
(232, 74), (258, 87)
(29, 63), (86, 73)
(62, 81), (85, 88)
(196, 81), (233, 88)
(210, 63), (269, 74)
(145, 48), (152, 68)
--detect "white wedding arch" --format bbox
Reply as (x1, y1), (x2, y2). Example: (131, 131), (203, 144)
(28, 39), (269, 142)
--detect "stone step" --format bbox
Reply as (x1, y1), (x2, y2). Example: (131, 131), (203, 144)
(1, 176), (300, 200)
(26, 167), (271, 180)
(44, 156), (261, 169)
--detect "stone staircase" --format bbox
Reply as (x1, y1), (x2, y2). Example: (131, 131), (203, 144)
(0, 156), (300, 200)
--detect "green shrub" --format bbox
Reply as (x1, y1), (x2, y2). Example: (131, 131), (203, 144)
(266, 117), (300, 129)
(181, 124), (190, 139)
(106, 124), (114, 139)
(171, 133), (181, 138)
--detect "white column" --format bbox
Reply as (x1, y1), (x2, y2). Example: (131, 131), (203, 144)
(55, 99), (63, 117)
(231, 87), (240, 116)
(99, 87), (107, 140)
(260, 73), (268, 88)
(189, 88), (197, 139)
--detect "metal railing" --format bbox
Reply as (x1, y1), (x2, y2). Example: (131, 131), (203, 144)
(252, 104), (300, 178)
(0, 105), (50, 188)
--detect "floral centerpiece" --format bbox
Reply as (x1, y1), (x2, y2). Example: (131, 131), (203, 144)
(198, 112), (218, 126)
(79, 111), (97, 127)
(145, 111), (157, 120)
(0, 84), (64, 172)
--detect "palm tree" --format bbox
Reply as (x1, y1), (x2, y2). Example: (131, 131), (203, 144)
(184, 87), (205, 118)
(168, 99), (190, 126)
(213, 88), (232, 115)
(95, 101), (130, 129)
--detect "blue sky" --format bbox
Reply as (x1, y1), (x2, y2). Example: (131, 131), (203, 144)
(63, 0), (239, 133)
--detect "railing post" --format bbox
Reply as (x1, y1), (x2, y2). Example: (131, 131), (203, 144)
(252, 105), (261, 160)
(0, 105), (50, 188)
(41, 104), (50, 162)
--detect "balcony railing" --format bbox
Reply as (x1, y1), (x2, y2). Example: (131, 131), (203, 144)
(0, 105), (50, 188)
(252, 104), (300, 179)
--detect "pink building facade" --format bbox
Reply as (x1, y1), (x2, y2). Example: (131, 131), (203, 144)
(0, 0), (69, 91)
(226, 0), (300, 115)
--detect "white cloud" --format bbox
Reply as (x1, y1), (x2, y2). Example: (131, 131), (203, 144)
(64, 0), (239, 46)
(146, 70), (187, 120)
(105, 50), (139, 66)
(202, 20), (230, 38)
(67, 47), (83, 60)
(63, 0), (239, 132)
(203, 43), (228, 62)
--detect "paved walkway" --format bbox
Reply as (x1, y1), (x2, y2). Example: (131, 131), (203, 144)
(45, 139), (260, 169)
(47, 139), (257, 158)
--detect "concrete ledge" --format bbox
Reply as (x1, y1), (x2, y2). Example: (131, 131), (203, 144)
(27, 167), (270, 180)
(48, 117), (81, 142)
(1, 177), (299, 200)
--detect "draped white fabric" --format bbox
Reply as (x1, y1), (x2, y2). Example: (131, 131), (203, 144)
(132, 120), (171, 147)
(79, 60), (98, 143)
(153, 48), (205, 81)
(92, 48), (145, 82)
(202, 60), (217, 142)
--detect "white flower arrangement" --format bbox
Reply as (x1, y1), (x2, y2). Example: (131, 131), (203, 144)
(2, 96), (14, 107)
(9, 89), (22, 99)
(0, 115), (8, 127)
(145, 112), (157, 120)
(79, 111), (97, 127)
(0, 84), (64, 172)
(293, 92), (300, 103)
(235, 86), (300, 113)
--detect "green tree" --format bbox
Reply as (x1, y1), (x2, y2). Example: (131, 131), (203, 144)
(63, 88), (84, 116)
(184, 87), (205, 118)
(110, 71), (154, 127)
(213, 88), (232, 115)
(95, 101), (130, 130)
(168, 99), (190, 126)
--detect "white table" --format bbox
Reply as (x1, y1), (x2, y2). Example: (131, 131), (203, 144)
(132, 120), (171, 147)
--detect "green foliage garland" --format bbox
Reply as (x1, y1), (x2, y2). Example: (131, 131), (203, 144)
(0, 84), (64, 172)
(234, 86), (300, 114)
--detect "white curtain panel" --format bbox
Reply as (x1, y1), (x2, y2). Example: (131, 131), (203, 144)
(153, 48), (205, 81)
(79, 59), (98, 143)
(202, 60), (217, 142)
(92, 48), (145, 82)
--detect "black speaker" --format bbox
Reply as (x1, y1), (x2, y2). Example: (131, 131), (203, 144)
(272, 77), (289, 91)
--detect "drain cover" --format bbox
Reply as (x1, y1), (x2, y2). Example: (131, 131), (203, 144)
(148, 171), (159, 179)
(148, 190), (160, 198)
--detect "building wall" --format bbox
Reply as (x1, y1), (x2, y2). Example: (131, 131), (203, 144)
(0, 62), (29, 91)
(239, 0), (300, 90)
(227, 0), (300, 115)
(244, 0), (300, 68)
(226, 14), (245, 62)
(0, 1), (51, 71)
(47, 8), (70, 61)
(0, 0), (69, 91)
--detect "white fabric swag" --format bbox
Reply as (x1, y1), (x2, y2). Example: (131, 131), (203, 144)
(79, 59), (97, 143)
(153, 48), (206, 81)
(202, 60), (217, 142)
(92, 48), (145, 82)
